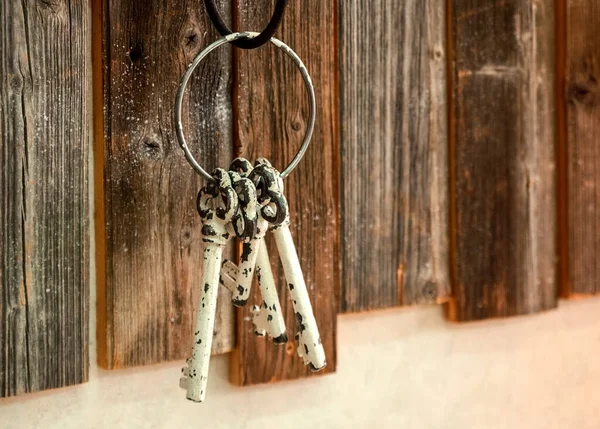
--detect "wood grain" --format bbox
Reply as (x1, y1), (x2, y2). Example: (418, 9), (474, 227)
(230, 0), (338, 385)
(1, 0), (90, 396)
(447, 0), (558, 321)
(94, 0), (234, 368)
(564, 0), (600, 296)
(339, 0), (449, 312)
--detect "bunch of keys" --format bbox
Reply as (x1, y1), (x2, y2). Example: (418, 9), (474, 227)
(174, 32), (325, 402)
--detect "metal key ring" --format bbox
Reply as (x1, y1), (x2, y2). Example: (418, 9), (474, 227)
(175, 31), (316, 183)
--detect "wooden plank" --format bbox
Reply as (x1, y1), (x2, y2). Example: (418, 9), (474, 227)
(338, 0), (450, 312)
(1, 0), (90, 396)
(447, 0), (558, 321)
(564, 0), (600, 296)
(94, 0), (234, 369)
(230, 0), (338, 385)
(556, 0), (568, 298)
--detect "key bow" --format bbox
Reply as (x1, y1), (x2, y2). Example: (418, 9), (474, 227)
(249, 159), (289, 226)
(197, 167), (238, 223)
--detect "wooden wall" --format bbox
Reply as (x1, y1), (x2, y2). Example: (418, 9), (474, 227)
(3, 0), (600, 397)
(1, 0), (90, 397)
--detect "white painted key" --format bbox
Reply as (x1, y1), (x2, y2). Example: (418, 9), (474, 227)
(253, 158), (326, 371)
(269, 210), (326, 371)
(228, 170), (259, 307)
(180, 169), (236, 402)
(220, 218), (287, 344)
(251, 238), (288, 343)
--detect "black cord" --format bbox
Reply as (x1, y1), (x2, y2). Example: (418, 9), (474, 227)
(204, 0), (288, 49)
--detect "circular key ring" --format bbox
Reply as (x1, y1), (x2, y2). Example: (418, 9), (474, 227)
(175, 31), (316, 183)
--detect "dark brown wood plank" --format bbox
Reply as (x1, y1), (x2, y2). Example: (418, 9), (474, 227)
(94, 0), (234, 369)
(1, 0), (90, 396)
(230, 0), (338, 385)
(339, 0), (450, 312)
(447, 0), (558, 321)
(564, 0), (600, 296)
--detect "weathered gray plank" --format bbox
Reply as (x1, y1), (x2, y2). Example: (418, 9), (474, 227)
(339, 0), (450, 312)
(448, 0), (557, 321)
(94, 0), (234, 368)
(1, 0), (90, 396)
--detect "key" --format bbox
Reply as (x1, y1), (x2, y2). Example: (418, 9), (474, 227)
(251, 239), (288, 343)
(220, 158), (287, 341)
(269, 208), (326, 370)
(227, 167), (259, 307)
(220, 221), (288, 344)
(253, 159), (326, 371)
(180, 168), (237, 403)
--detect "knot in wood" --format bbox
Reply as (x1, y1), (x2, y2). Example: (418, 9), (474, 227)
(39, 0), (63, 13)
(421, 281), (438, 302)
(182, 27), (200, 54)
(569, 77), (598, 107)
(141, 135), (163, 160)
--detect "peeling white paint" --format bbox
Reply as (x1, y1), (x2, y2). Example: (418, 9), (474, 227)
(271, 219), (326, 371)
(251, 239), (287, 342)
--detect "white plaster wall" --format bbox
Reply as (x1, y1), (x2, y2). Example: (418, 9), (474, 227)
(1, 297), (600, 429)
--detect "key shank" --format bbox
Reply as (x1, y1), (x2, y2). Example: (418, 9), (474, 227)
(271, 219), (326, 371)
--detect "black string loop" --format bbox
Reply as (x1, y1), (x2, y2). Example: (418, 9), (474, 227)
(204, 0), (288, 49)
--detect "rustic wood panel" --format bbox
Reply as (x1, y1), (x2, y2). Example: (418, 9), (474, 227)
(94, 0), (234, 368)
(230, 0), (338, 385)
(564, 0), (600, 296)
(447, 0), (558, 321)
(1, 0), (90, 396)
(556, 0), (568, 298)
(339, 0), (449, 312)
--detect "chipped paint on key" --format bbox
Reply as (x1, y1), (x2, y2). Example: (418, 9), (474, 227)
(219, 259), (237, 294)
(183, 239), (224, 402)
(229, 171), (258, 242)
(230, 239), (260, 307)
(228, 162), (261, 306)
(230, 195), (260, 306)
(253, 159), (326, 371)
(251, 235), (287, 343)
(271, 215), (326, 371)
(220, 221), (287, 343)
(181, 169), (236, 403)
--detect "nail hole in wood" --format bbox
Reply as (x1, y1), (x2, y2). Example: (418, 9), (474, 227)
(128, 43), (144, 63)
(422, 281), (437, 301)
